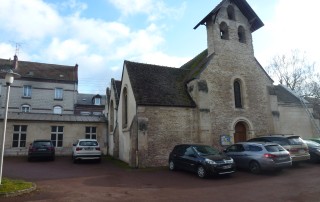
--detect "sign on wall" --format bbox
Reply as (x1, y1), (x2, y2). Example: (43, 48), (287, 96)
(220, 134), (232, 146)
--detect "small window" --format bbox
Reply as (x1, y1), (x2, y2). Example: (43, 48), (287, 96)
(55, 88), (63, 100)
(23, 85), (32, 97)
(93, 112), (102, 116)
(122, 87), (128, 128)
(238, 26), (246, 43)
(220, 22), (229, 40)
(94, 98), (101, 105)
(227, 5), (235, 20)
(80, 111), (91, 116)
(85, 127), (97, 139)
(110, 100), (114, 132)
(21, 104), (31, 113)
(53, 106), (62, 114)
(234, 80), (243, 108)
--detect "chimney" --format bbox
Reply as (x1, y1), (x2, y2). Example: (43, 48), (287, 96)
(13, 55), (18, 70)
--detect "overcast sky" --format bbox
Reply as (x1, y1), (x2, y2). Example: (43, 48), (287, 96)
(0, 0), (319, 94)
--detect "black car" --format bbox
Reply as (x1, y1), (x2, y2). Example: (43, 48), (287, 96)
(28, 139), (55, 161)
(304, 140), (320, 163)
(168, 144), (235, 178)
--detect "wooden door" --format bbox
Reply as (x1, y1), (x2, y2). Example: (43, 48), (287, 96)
(234, 122), (247, 143)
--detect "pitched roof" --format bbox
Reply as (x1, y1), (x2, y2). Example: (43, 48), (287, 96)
(77, 93), (106, 106)
(271, 85), (304, 105)
(0, 57), (78, 83)
(111, 79), (121, 106)
(124, 61), (196, 107)
(194, 0), (264, 32)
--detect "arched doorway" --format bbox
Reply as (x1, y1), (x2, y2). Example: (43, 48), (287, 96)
(234, 122), (247, 143)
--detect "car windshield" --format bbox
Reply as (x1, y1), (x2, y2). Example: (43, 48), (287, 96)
(193, 145), (220, 156)
(287, 137), (304, 145)
(79, 141), (98, 146)
(265, 145), (285, 152)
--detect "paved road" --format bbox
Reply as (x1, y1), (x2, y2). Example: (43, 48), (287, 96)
(2, 157), (320, 202)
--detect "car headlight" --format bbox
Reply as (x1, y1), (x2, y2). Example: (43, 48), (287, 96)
(224, 158), (234, 164)
(205, 159), (217, 165)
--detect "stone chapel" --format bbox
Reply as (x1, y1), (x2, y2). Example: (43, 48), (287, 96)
(106, 0), (320, 167)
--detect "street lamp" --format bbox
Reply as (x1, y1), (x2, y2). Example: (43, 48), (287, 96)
(0, 69), (20, 185)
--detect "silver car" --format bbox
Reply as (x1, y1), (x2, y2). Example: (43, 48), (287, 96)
(72, 139), (102, 163)
(224, 142), (292, 174)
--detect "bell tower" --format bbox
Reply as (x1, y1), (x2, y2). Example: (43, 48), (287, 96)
(194, 0), (264, 56)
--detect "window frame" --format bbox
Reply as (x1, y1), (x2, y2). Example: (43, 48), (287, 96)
(122, 87), (128, 128)
(12, 125), (27, 148)
(51, 126), (63, 147)
(21, 104), (31, 113)
(234, 80), (243, 108)
(23, 85), (32, 97)
(85, 126), (97, 139)
(53, 106), (63, 114)
(54, 88), (63, 100)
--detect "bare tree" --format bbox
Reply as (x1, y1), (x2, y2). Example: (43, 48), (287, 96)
(267, 50), (319, 98)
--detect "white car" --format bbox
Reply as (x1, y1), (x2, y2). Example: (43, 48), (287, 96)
(72, 139), (102, 163)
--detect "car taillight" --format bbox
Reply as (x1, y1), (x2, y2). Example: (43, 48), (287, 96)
(264, 153), (276, 158)
(76, 147), (82, 151)
(95, 147), (100, 151)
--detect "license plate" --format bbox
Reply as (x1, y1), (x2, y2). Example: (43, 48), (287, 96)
(299, 149), (305, 154)
(222, 165), (232, 169)
(277, 157), (287, 161)
(38, 149), (46, 151)
(85, 147), (93, 150)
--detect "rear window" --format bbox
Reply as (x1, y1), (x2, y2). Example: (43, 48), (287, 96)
(33, 141), (52, 147)
(287, 137), (304, 145)
(79, 141), (98, 146)
(266, 137), (289, 146)
(265, 145), (285, 152)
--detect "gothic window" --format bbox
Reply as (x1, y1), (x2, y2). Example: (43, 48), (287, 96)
(122, 87), (128, 128)
(227, 5), (235, 20)
(234, 80), (243, 108)
(220, 22), (229, 40)
(238, 26), (246, 43)
(110, 100), (114, 132)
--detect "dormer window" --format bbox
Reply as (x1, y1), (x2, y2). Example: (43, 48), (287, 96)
(21, 104), (31, 113)
(227, 5), (235, 20)
(220, 22), (229, 40)
(238, 26), (246, 43)
(94, 97), (101, 105)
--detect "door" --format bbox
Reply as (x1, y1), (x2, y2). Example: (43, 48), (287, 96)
(234, 122), (247, 143)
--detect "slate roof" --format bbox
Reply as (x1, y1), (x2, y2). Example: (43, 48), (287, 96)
(271, 85), (305, 105)
(111, 79), (121, 106)
(1, 112), (106, 122)
(124, 61), (196, 107)
(77, 93), (106, 106)
(0, 57), (78, 83)
(194, 0), (264, 32)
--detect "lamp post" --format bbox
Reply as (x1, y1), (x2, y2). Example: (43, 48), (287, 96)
(0, 70), (18, 185)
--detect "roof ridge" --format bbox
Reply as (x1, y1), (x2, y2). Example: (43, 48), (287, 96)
(124, 60), (178, 70)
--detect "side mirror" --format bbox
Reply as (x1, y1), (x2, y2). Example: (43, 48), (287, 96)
(72, 143), (76, 146)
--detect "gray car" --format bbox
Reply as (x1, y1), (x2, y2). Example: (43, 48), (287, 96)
(224, 142), (292, 174)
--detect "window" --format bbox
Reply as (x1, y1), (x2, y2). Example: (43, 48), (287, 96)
(12, 125), (27, 147)
(94, 97), (101, 105)
(51, 126), (63, 147)
(122, 87), (128, 128)
(110, 100), (114, 132)
(53, 106), (62, 114)
(85, 127), (97, 139)
(93, 112), (102, 116)
(227, 5), (235, 20)
(238, 26), (246, 43)
(55, 88), (63, 100)
(80, 111), (91, 116)
(234, 80), (243, 108)
(21, 104), (31, 113)
(220, 22), (229, 40)
(23, 85), (32, 97)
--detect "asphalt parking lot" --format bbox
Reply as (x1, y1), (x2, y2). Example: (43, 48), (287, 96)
(2, 156), (320, 202)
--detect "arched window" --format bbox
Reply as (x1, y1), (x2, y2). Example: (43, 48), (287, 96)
(227, 5), (235, 20)
(238, 26), (246, 43)
(53, 106), (62, 114)
(122, 88), (128, 128)
(220, 22), (229, 40)
(234, 80), (243, 108)
(110, 100), (114, 132)
(21, 104), (31, 113)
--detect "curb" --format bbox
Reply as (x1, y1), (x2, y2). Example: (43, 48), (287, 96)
(0, 183), (37, 198)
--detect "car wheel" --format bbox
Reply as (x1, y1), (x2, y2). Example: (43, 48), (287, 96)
(72, 155), (77, 164)
(197, 166), (207, 178)
(27, 157), (32, 162)
(249, 161), (261, 174)
(169, 160), (175, 171)
(51, 156), (55, 161)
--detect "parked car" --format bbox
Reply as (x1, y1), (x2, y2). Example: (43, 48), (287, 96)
(28, 139), (55, 161)
(72, 139), (102, 163)
(224, 142), (292, 174)
(247, 135), (310, 164)
(304, 140), (320, 163)
(168, 144), (235, 178)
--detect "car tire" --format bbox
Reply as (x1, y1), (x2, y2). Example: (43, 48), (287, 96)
(27, 157), (32, 162)
(72, 156), (77, 164)
(51, 156), (55, 161)
(197, 166), (207, 178)
(249, 161), (261, 174)
(169, 160), (176, 171)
